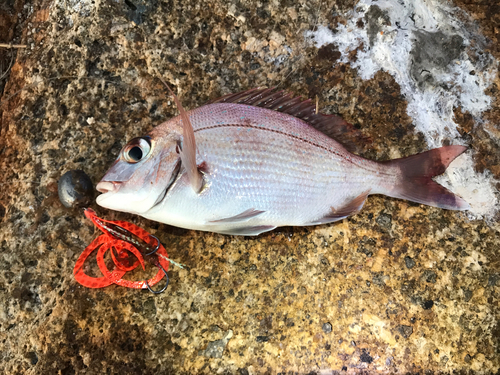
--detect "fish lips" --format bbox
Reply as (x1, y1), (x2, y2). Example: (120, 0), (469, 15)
(96, 181), (118, 194)
(95, 178), (157, 214)
(95, 181), (123, 207)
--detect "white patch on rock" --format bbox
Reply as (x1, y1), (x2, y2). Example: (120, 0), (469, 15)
(53, 0), (95, 18)
(435, 152), (498, 218)
(305, 0), (498, 220)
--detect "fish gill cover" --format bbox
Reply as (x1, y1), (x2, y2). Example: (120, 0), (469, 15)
(305, 0), (499, 220)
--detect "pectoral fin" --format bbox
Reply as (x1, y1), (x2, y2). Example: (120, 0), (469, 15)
(309, 191), (369, 225)
(158, 76), (204, 193)
(208, 208), (265, 223)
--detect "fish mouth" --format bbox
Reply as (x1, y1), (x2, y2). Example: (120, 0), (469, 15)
(96, 181), (120, 194)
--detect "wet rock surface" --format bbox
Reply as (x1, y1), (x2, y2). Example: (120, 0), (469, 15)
(0, 0), (499, 374)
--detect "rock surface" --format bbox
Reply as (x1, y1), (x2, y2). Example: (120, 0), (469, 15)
(0, 0), (499, 374)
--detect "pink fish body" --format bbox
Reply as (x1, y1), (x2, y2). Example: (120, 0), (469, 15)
(96, 89), (468, 235)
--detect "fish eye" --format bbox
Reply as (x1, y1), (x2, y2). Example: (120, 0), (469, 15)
(122, 137), (152, 164)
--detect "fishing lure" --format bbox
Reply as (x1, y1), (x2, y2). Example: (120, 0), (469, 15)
(74, 208), (170, 293)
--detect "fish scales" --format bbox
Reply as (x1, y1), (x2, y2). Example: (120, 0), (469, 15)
(96, 88), (469, 235)
(144, 104), (383, 230)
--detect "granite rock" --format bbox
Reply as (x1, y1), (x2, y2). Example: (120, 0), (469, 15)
(0, 0), (499, 374)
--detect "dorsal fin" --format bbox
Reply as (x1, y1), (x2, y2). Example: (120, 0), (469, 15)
(207, 88), (370, 152)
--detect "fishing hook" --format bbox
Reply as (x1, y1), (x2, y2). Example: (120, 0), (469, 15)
(145, 263), (169, 294)
(145, 234), (160, 256)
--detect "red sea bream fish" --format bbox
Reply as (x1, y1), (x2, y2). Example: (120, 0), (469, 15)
(95, 88), (469, 236)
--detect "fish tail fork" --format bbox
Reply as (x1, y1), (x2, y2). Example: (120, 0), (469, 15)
(381, 145), (470, 210)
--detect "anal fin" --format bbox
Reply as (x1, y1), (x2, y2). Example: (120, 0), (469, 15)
(208, 208), (265, 224)
(309, 191), (369, 225)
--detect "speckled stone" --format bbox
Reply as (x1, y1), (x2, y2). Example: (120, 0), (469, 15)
(0, 0), (499, 374)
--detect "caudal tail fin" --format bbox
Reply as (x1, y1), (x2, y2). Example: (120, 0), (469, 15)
(382, 145), (470, 210)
